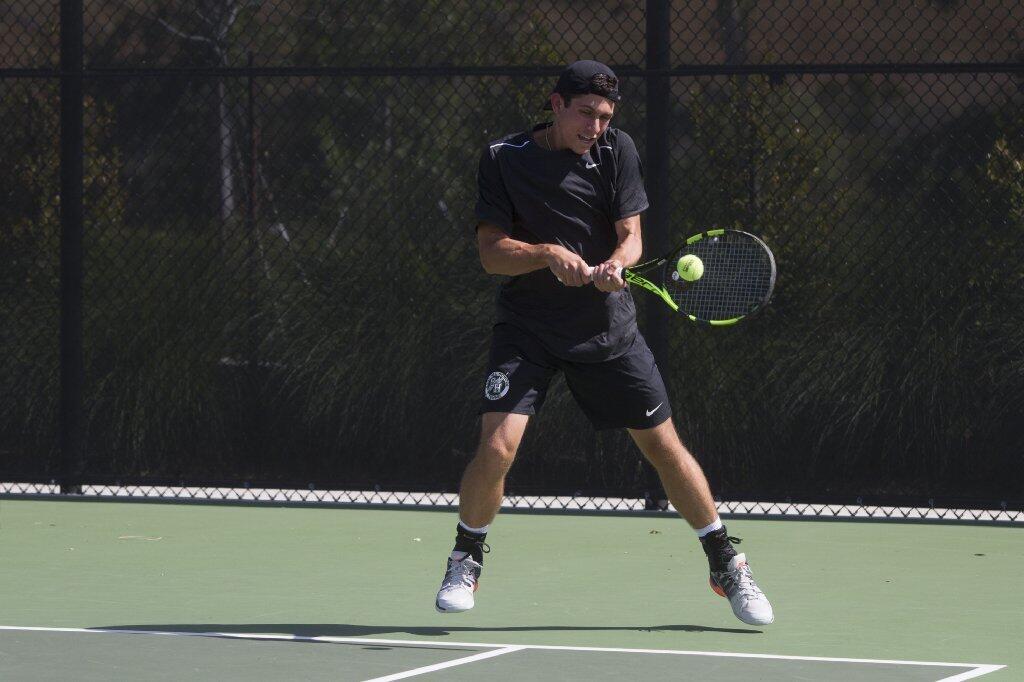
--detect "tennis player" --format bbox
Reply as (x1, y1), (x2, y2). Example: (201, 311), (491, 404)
(435, 60), (774, 626)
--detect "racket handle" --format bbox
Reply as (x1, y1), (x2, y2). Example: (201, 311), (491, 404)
(584, 265), (625, 280)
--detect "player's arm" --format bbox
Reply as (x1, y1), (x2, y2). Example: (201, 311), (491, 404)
(592, 214), (642, 292)
(476, 223), (592, 286)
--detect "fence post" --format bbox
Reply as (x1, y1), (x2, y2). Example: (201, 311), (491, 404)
(247, 52), (259, 369)
(645, 1), (671, 367)
(643, 0), (672, 508)
(244, 52), (264, 461)
(59, 0), (84, 494)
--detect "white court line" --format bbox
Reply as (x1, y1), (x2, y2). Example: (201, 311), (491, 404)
(360, 645), (525, 682)
(934, 668), (1007, 682)
(0, 626), (1005, 679)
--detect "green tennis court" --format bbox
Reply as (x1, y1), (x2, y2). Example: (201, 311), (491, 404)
(0, 498), (1018, 680)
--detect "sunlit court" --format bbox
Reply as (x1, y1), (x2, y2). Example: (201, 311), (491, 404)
(0, 498), (1019, 680)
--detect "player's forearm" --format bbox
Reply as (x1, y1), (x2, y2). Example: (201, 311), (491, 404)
(479, 236), (555, 276)
(608, 218), (643, 269)
(608, 239), (642, 270)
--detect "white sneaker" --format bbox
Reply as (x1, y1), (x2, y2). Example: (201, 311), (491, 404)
(435, 555), (482, 613)
(709, 553), (774, 625)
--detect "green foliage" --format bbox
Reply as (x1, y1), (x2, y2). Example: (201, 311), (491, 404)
(23, 0), (564, 484)
(665, 77), (1023, 499)
(667, 75), (844, 493)
(682, 76), (836, 233)
(0, 82), (125, 473)
(215, 7), (562, 483)
(2, 6), (1021, 499)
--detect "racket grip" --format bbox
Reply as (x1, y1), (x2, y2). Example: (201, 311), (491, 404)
(584, 265), (625, 280)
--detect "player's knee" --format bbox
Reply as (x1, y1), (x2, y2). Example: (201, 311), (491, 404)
(475, 440), (518, 473)
(641, 442), (688, 470)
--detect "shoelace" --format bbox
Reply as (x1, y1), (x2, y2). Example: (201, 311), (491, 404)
(444, 557), (479, 589)
(732, 563), (765, 600)
(710, 535), (742, 571)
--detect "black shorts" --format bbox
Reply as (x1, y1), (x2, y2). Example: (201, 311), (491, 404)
(480, 323), (671, 430)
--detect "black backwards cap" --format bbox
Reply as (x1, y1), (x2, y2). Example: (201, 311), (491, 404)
(543, 60), (621, 110)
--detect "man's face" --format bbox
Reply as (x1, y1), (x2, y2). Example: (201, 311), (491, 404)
(553, 94), (616, 155)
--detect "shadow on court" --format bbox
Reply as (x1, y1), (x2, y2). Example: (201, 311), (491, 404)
(97, 622), (761, 638)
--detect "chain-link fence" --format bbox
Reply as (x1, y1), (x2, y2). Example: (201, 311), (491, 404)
(2, 1), (1022, 512)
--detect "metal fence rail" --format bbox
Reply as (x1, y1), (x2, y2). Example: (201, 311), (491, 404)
(2, 482), (1021, 525)
(1, 1), (1022, 511)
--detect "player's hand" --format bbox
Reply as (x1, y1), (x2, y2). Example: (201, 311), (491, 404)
(591, 260), (625, 292)
(545, 245), (592, 287)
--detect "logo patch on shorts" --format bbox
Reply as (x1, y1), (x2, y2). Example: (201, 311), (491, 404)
(484, 371), (510, 400)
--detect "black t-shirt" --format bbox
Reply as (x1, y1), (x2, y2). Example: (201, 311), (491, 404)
(475, 124), (649, 362)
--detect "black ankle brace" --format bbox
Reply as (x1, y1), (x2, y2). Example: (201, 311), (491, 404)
(454, 524), (489, 563)
(700, 527), (740, 572)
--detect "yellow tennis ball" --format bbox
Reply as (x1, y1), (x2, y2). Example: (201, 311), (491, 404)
(676, 254), (704, 281)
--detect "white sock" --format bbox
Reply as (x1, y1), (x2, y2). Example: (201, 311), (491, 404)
(695, 517), (724, 538)
(458, 520), (490, 535)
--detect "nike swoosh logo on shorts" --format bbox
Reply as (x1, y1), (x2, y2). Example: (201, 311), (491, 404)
(646, 403), (663, 417)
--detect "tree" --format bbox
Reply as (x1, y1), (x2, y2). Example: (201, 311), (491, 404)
(153, 0), (262, 225)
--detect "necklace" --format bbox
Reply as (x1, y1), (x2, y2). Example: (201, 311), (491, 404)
(544, 125), (552, 150)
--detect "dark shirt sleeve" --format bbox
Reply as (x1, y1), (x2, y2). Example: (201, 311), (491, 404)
(613, 131), (650, 220)
(475, 146), (515, 232)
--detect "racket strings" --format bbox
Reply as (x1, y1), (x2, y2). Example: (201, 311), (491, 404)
(664, 235), (774, 321)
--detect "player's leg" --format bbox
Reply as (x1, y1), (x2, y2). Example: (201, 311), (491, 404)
(627, 417), (717, 528)
(436, 412), (530, 614)
(563, 332), (773, 626)
(436, 324), (556, 614)
(458, 411), (530, 529)
(628, 417), (774, 626)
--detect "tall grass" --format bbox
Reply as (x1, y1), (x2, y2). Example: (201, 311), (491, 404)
(2, 72), (1020, 503)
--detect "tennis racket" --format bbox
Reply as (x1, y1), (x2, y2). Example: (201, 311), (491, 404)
(588, 229), (776, 326)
